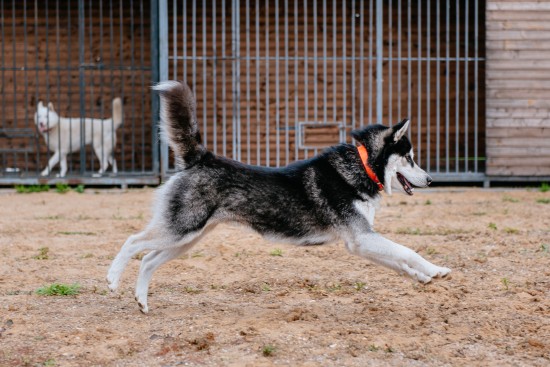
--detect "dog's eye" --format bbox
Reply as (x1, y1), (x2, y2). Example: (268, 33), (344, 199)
(405, 155), (414, 167)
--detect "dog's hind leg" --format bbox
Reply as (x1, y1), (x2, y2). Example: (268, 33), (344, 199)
(109, 153), (118, 174)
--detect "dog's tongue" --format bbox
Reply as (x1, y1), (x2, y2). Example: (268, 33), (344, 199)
(397, 173), (414, 195)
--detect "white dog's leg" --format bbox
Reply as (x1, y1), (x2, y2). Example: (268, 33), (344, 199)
(109, 154), (118, 174)
(58, 153), (68, 177)
(345, 231), (451, 283)
(41, 151), (60, 176)
(134, 246), (193, 313)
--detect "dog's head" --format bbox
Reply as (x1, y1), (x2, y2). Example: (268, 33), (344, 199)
(351, 119), (432, 196)
(34, 101), (60, 133)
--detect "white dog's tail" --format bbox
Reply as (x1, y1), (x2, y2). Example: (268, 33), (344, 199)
(153, 80), (206, 169)
(112, 97), (123, 129)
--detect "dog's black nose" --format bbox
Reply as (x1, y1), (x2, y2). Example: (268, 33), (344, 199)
(427, 176), (433, 186)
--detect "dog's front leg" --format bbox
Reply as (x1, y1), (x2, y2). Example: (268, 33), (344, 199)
(345, 231), (450, 283)
(41, 151), (60, 176)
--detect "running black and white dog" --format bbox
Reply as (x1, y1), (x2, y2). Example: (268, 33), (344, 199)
(107, 81), (450, 313)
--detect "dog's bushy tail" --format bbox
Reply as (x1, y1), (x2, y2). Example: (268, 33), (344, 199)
(153, 81), (206, 169)
(111, 97), (123, 129)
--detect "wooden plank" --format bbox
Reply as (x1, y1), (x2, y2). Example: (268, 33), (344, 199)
(486, 118), (550, 127)
(486, 127), (550, 138)
(487, 157), (550, 166)
(487, 10), (550, 21)
(487, 50), (550, 60)
(487, 89), (550, 99)
(487, 60), (550, 70)
(486, 69), (550, 80)
(486, 40), (550, 51)
(486, 108), (550, 118)
(487, 137), (550, 147)
(487, 21), (550, 31)
(486, 99), (550, 108)
(486, 30), (550, 40)
(487, 80), (550, 89)
(487, 2), (550, 11)
(486, 165), (550, 176)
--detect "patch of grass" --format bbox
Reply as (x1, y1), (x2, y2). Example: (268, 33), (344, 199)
(262, 345), (276, 357)
(269, 248), (283, 257)
(396, 227), (422, 235)
(354, 281), (366, 291)
(36, 283), (80, 296)
(424, 199), (432, 205)
(55, 183), (70, 193)
(426, 247), (438, 255)
(33, 247), (50, 260)
(539, 244), (549, 253)
(502, 195), (519, 203)
(261, 283), (271, 292)
(43, 359), (56, 366)
(472, 211), (486, 216)
(488, 222), (497, 230)
(73, 184), (85, 193)
(501, 277), (510, 291)
(57, 231), (95, 236)
(132, 253), (144, 260)
(368, 344), (380, 352)
(536, 198), (550, 204)
(15, 184), (50, 193)
(540, 182), (549, 192)
(504, 227), (519, 234)
(384, 345), (395, 353)
(183, 286), (202, 294)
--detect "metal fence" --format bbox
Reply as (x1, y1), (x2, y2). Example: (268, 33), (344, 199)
(160, 0), (486, 182)
(0, 0), (159, 185)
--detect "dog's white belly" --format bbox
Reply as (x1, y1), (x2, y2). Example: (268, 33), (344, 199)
(263, 231), (337, 246)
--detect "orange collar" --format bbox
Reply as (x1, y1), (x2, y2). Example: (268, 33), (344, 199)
(357, 145), (384, 191)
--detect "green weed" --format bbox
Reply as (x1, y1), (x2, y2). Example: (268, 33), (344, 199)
(368, 344), (380, 352)
(73, 184), (85, 193)
(536, 198), (550, 204)
(501, 278), (510, 291)
(262, 345), (276, 357)
(539, 244), (549, 253)
(269, 248), (283, 257)
(354, 281), (366, 291)
(488, 222), (497, 230)
(55, 183), (70, 193)
(15, 185), (49, 193)
(57, 231), (95, 236)
(540, 182), (549, 192)
(424, 199), (432, 205)
(33, 247), (50, 260)
(261, 283), (271, 292)
(504, 227), (519, 234)
(36, 283), (80, 296)
(502, 195), (519, 203)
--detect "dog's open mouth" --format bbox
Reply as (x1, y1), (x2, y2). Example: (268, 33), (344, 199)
(397, 172), (414, 195)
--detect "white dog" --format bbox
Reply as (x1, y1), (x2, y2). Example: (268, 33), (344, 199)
(34, 98), (123, 177)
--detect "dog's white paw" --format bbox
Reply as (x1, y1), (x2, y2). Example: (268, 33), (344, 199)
(135, 296), (149, 314)
(430, 266), (451, 278)
(106, 274), (119, 292)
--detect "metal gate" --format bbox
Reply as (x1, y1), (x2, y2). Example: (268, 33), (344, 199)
(0, 0), (159, 185)
(160, 0), (486, 182)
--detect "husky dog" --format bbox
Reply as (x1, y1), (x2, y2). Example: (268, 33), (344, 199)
(107, 81), (450, 313)
(34, 98), (123, 177)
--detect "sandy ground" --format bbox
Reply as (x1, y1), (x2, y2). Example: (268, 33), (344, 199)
(0, 186), (549, 366)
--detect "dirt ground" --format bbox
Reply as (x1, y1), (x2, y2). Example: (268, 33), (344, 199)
(0, 186), (549, 366)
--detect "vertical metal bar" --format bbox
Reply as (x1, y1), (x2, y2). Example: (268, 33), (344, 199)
(232, 0), (241, 161)
(130, 0), (136, 172)
(139, 0), (146, 171)
(342, 0), (346, 141)
(407, 0), (411, 138)
(322, 0), (327, 126)
(436, 0), (440, 172)
(78, 0), (86, 174)
(332, 0), (337, 128)
(222, 0), (227, 156)
(351, 0), (355, 132)
(56, 0), (62, 173)
(246, 0), (251, 164)
(99, 0), (106, 175)
(294, 0), (299, 158)
(455, 0), (460, 172)
(159, 0), (169, 176)
(474, 0), (479, 173)
(172, 0), (177, 79)
(426, 0), (430, 170)
(367, 0), (372, 126)
(397, 0), (401, 120)
(151, 0), (160, 175)
(275, 0), (280, 165)
(255, 0), (260, 164)
(183, 0), (187, 80)
(388, 0), (392, 125)
(464, 0), (469, 172)
(192, 0), (197, 89)
(212, 0), (217, 155)
(88, 1), (95, 174)
(22, 0), (29, 172)
(375, 0), (383, 124)
(265, 0), (270, 165)
(303, 0), (308, 159)
(313, 0), (318, 156)
(119, 0), (125, 172)
(416, 0), (421, 165)
(284, 0), (289, 165)
(445, 0), (449, 173)
(203, 0), (207, 150)
(359, 0), (364, 126)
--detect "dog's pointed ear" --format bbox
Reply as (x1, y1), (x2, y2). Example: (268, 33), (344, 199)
(47, 102), (55, 112)
(38, 101), (44, 109)
(392, 119), (410, 142)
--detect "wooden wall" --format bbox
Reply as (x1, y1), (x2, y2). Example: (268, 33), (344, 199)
(486, 1), (550, 176)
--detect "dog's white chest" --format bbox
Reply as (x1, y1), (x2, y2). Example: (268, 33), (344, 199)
(353, 198), (380, 228)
